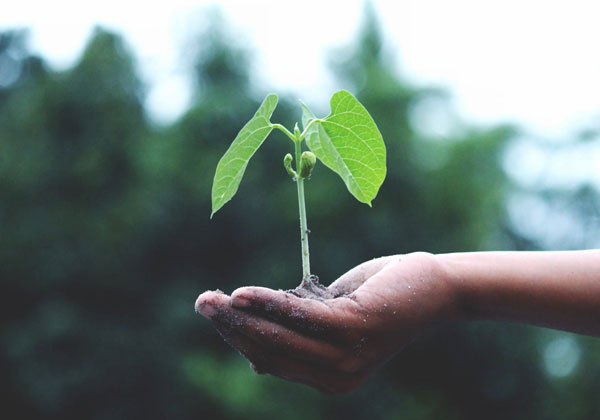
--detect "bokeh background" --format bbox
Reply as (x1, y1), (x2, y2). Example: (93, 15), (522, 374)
(1, 1), (600, 419)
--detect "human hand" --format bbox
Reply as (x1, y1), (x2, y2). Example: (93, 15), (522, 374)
(195, 252), (456, 394)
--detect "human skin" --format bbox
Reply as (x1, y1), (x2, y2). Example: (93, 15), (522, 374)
(195, 250), (600, 394)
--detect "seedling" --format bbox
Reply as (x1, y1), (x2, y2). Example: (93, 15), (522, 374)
(211, 90), (386, 290)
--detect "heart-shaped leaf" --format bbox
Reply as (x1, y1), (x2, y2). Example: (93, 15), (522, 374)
(211, 94), (278, 217)
(302, 90), (386, 205)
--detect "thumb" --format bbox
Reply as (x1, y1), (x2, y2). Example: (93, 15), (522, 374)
(328, 256), (396, 296)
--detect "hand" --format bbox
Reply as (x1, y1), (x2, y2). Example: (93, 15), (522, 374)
(195, 252), (456, 394)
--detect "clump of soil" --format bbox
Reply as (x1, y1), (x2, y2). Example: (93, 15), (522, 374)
(288, 274), (339, 301)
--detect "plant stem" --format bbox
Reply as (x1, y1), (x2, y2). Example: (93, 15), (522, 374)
(295, 139), (311, 280)
(271, 123), (296, 142)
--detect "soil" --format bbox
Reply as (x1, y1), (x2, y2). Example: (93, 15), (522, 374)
(287, 274), (342, 301)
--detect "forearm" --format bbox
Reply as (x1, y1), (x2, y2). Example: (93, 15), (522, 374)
(437, 250), (600, 337)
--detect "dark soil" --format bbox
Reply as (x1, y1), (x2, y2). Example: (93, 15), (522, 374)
(287, 274), (339, 301)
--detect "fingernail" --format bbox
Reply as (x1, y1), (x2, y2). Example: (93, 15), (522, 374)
(196, 302), (216, 318)
(231, 296), (251, 308)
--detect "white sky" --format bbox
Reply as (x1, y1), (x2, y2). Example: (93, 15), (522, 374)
(1, 0), (599, 141)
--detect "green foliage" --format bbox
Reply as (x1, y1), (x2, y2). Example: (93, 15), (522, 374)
(283, 152), (297, 178)
(299, 151), (317, 178)
(210, 89), (386, 279)
(211, 94), (278, 217)
(211, 89), (386, 216)
(302, 90), (386, 205)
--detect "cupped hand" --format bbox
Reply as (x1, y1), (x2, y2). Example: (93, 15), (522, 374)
(195, 252), (455, 394)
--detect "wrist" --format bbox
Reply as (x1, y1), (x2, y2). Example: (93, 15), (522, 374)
(434, 250), (600, 336)
(433, 253), (473, 321)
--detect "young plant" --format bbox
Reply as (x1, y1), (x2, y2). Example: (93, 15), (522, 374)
(211, 90), (386, 287)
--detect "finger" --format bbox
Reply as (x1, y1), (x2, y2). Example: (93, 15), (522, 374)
(197, 291), (368, 393)
(212, 325), (365, 395)
(230, 287), (363, 337)
(197, 290), (349, 366)
(195, 290), (230, 319)
(218, 307), (349, 366)
(222, 310), (348, 367)
(253, 348), (365, 395)
(328, 256), (397, 296)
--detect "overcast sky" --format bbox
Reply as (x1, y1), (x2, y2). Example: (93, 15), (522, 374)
(2, 0), (599, 142)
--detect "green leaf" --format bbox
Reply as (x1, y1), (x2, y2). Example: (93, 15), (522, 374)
(211, 94), (278, 217)
(302, 90), (386, 206)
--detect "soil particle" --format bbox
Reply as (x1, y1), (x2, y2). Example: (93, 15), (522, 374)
(287, 274), (338, 300)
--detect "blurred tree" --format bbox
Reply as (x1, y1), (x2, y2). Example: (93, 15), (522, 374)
(0, 28), (165, 419)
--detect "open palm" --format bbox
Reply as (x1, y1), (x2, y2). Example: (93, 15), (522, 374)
(195, 252), (452, 394)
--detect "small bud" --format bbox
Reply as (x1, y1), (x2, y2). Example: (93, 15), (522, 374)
(299, 151), (317, 178)
(283, 153), (297, 178)
(293, 122), (301, 139)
